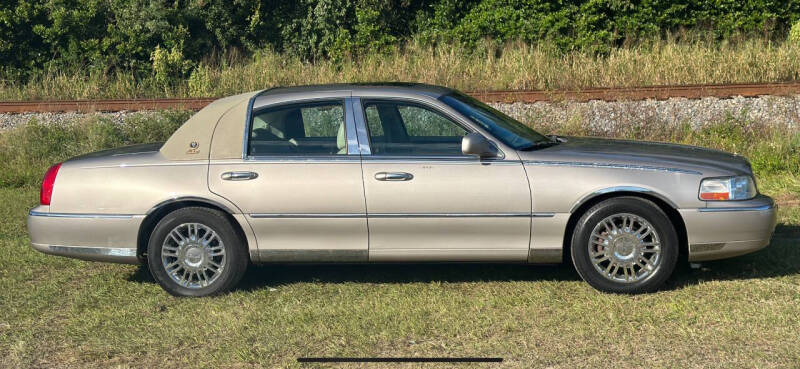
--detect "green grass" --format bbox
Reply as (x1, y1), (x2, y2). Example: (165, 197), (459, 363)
(0, 111), (799, 367)
(2, 38), (800, 100)
(1, 185), (799, 368)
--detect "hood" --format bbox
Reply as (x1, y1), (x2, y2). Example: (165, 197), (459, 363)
(519, 137), (752, 176)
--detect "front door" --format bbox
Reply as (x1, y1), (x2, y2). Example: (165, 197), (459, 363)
(355, 98), (531, 262)
(209, 95), (368, 262)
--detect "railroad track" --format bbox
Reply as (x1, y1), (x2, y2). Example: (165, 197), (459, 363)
(2, 82), (799, 113)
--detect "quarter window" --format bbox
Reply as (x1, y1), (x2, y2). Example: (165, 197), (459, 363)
(363, 101), (469, 156)
(248, 101), (347, 156)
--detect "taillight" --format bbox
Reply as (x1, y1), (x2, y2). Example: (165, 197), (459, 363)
(40, 163), (62, 205)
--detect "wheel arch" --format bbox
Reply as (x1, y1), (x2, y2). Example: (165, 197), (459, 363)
(136, 197), (249, 263)
(561, 189), (688, 264)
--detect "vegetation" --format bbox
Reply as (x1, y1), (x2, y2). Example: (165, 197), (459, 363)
(0, 114), (799, 367)
(1, 0), (800, 97)
(2, 37), (800, 100)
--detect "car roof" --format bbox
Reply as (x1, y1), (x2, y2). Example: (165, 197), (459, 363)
(260, 82), (456, 98)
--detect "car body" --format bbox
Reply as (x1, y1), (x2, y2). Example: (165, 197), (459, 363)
(28, 83), (778, 295)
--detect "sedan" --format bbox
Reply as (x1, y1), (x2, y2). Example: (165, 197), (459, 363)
(28, 83), (777, 296)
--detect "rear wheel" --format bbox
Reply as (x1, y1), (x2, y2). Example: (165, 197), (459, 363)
(571, 197), (678, 293)
(147, 207), (248, 297)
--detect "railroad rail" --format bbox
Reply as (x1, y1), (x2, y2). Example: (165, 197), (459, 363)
(1, 82), (799, 113)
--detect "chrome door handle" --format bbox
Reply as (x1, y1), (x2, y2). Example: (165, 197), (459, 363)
(375, 172), (413, 181)
(221, 171), (259, 181)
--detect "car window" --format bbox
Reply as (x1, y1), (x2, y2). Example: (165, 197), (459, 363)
(248, 101), (346, 156)
(363, 100), (468, 156)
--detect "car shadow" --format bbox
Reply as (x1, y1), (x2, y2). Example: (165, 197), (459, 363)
(127, 223), (800, 292)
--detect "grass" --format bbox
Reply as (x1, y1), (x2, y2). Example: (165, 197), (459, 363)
(2, 37), (800, 100)
(0, 111), (798, 367)
(1, 185), (799, 368)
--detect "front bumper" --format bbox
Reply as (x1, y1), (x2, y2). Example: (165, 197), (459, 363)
(680, 195), (778, 262)
(27, 206), (142, 264)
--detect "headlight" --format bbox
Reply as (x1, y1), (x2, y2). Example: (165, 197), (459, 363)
(699, 176), (757, 200)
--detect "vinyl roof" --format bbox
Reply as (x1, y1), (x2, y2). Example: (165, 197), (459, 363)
(260, 82), (456, 98)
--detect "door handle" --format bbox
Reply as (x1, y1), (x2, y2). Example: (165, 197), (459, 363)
(221, 171), (259, 181)
(375, 172), (413, 181)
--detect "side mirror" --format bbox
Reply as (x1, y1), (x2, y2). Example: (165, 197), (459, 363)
(461, 132), (498, 158)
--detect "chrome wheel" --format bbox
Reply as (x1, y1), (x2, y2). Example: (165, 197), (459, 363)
(588, 213), (661, 283)
(161, 223), (226, 289)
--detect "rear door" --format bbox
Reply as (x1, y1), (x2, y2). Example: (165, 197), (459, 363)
(354, 97), (532, 262)
(209, 94), (368, 262)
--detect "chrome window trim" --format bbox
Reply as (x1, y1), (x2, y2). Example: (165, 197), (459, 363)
(361, 156), (517, 165)
(344, 97), (360, 155)
(249, 212), (549, 218)
(241, 155), (362, 163)
(524, 160), (702, 176)
(29, 210), (137, 219)
(698, 204), (774, 212)
(243, 94), (354, 159)
(354, 96), (508, 159)
(241, 90), (264, 159)
(351, 97), (371, 155)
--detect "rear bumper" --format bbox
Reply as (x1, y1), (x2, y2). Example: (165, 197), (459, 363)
(27, 207), (142, 264)
(680, 195), (778, 262)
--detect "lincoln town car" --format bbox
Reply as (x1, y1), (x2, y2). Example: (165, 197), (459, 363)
(28, 84), (777, 296)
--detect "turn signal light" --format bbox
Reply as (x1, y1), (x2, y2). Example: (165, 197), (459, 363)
(40, 163), (62, 205)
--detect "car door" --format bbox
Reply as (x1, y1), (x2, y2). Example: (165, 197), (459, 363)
(209, 94), (368, 262)
(354, 97), (532, 262)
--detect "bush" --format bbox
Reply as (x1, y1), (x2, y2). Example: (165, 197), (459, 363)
(1, 0), (799, 79)
(790, 20), (800, 44)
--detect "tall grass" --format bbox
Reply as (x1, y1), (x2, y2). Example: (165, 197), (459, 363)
(2, 111), (797, 198)
(2, 38), (800, 100)
(0, 111), (190, 187)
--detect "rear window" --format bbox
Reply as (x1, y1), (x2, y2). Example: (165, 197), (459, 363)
(248, 100), (347, 156)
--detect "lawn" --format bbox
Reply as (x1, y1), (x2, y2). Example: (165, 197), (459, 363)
(1, 111), (799, 368)
(1, 179), (799, 368)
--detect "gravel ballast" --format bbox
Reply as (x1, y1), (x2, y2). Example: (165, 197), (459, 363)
(2, 95), (799, 132)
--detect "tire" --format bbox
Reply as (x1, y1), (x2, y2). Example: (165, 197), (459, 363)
(571, 197), (678, 294)
(147, 207), (248, 297)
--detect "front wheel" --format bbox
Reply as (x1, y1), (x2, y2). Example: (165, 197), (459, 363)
(147, 207), (248, 297)
(571, 197), (678, 294)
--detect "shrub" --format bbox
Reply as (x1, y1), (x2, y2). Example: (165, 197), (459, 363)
(790, 20), (800, 45)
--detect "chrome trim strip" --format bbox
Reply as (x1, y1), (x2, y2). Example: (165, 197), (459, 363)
(48, 245), (137, 257)
(255, 249), (368, 263)
(29, 210), (136, 219)
(698, 204), (774, 212)
(344, 97), (360, 155)
(146, 197), (237, 215)
(570, 186), (679, 213)
(371, 213), (531, 218)
(351, 97), (371, 155)
(250, 212), (535, 218)
(524, 160), (702, 175)
(250, 213), (365, 219)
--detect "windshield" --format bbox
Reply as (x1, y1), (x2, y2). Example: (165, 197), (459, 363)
(439, 91), (552, 150)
